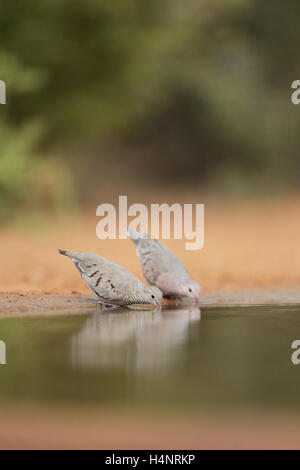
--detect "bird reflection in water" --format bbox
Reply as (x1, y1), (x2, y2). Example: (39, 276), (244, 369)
(71, 307), (201, 372)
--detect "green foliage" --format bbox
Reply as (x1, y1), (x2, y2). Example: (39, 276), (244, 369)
(0, 48), (74, 220)
(0, 119), (75, 220)
(0, 0), (299, 212)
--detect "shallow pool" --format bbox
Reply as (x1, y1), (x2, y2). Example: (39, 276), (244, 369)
(0, 305), (300, 412)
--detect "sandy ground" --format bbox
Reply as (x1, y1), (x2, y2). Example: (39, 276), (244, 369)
(1, 289), (300, 317)
(0, 405), (299, 450)
(1, 194), (300, 296)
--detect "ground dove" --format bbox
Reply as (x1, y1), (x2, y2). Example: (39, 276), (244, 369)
(58, 249), (162, 308)
(128, 228), (201, 302)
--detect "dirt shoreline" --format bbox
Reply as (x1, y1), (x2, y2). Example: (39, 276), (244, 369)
(1, 288), (300, 317)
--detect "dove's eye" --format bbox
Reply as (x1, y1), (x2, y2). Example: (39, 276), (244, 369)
(151, 294), (155, 299)
(188, 288), (192, 293)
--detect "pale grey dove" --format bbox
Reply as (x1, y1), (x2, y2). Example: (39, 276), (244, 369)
(58, 249), (162, 308)
(128, 228), (201, 302)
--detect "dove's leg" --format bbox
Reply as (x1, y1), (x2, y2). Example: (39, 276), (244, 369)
(90, 287), (117, 309)
(97, 300), (118, 309)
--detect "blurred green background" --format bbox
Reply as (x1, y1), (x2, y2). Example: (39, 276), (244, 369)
(0, 0), (299, 220)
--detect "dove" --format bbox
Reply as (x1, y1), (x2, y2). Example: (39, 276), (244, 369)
(128, 228), (201, 303)
(58, 249), (162, 308)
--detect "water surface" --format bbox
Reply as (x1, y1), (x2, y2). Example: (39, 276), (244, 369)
(0, 305), (300, 412)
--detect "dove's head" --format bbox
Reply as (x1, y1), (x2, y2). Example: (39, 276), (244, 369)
(178, 280), (201, 304)
(140, 286), (162, 308)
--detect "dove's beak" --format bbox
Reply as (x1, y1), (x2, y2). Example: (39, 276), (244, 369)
(194, 296), (200, 307)
(155, 302), (161, 309)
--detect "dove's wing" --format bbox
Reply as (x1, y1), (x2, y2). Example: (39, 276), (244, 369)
(72, 254), (138, 305)
(135, 239), (188, 285)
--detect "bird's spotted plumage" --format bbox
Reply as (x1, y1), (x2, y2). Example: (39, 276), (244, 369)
(58, 249), (162, 308)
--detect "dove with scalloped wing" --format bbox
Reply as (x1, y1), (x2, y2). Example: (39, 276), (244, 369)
(58, 249), (162, 309)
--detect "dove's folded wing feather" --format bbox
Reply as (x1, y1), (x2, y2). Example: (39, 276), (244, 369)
(74, 259), (129, 304)
(137, 239), (188, 283)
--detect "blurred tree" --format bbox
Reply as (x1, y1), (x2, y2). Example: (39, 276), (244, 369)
(0, 0), (299, 213)
(0, 49), (74, 220)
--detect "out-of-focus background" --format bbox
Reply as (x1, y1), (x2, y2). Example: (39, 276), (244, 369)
(1, 0), (300, 219)
(0, 0), (300, 292)
(0, 0), (300, 293)
(1, 1), (300, 450)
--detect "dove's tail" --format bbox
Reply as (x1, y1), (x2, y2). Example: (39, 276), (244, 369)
(58, 249), (69, 256)
(57, 249), (76, 258)
(127, 227), (148, 244)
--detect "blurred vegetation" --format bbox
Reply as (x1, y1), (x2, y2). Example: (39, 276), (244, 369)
(0, 0), (299, 218)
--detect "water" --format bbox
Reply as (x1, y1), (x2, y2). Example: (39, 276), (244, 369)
(1, 305), (300, 412)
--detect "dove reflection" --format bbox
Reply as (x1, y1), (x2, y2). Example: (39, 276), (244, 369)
(71, 307), (201, 372)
